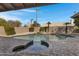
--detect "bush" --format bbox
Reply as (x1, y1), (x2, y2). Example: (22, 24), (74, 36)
(0, 18), (16, 35)
(4, 26), (16, 35)
(73, 29), (79, 33)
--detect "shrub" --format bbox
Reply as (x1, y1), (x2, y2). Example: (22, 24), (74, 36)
(4, 26), (16, 35)
(0, 18), (16, 35)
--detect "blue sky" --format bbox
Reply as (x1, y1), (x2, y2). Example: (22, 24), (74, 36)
(0, 3), (79, 25)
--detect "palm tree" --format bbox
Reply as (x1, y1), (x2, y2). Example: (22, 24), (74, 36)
(24, 24), (27, 27)
(31, 21), (40, 27)
(64, 22), (70, 34)
(29, 21), (40, 32)
(47, 22), (51, 32)
(31, 19), (33, 24)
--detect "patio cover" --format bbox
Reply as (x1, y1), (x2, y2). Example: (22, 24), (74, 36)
(0, 3), (53, 12)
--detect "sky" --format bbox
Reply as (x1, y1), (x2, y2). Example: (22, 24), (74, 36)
(0, 3), (79, 25)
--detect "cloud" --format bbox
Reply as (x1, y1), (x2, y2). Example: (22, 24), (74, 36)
(18, 9), (36, 12)
(0, 11), (23, 16)
(0, 14), (21, 21)
(0, 9), (36, 17)
(10, 11), (23, 15)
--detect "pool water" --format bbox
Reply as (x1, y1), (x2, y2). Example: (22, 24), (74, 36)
(26, 41), (48, 52)
(14, 34), (48, 41)
(13, 34), (75, 41)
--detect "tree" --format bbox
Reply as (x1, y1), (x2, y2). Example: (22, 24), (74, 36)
(8, 20), (14, 27)
(64, 22), (70, 34)
(47, 21), (51, 32)
(30, 19), (33, 24)
(30, 21), (40, 27)
(8, 20), (21, 27)
(74, 18), (79, 28)
(0, 18), (7, 26)
(24, 24), (27, 27)
(15, 20), (22, 27)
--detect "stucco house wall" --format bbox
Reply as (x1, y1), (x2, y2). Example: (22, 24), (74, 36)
(14, 27), (29, 34)
(42, 26), (74, 34)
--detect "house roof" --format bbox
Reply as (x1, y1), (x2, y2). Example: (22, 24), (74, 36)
(41, 23), (74, 27)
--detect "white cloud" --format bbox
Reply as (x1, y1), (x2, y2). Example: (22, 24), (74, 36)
(0, 14), (21, 21)
(0, 11), (23, 16)
(0, 9), (36, 17)
(10, 12), (23, 15)
(18, 9), (36, 12)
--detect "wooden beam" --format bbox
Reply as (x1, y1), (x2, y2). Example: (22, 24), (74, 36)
(2, 3), (15, 10)
(11, 3), (24, 9)
(11, 3), (17, 10)
(0, 4), (10, 11)
(0, 4), (6, 11)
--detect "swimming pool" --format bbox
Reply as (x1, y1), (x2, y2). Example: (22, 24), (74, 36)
(13, 34), (75, 41)
(12, 34), (76, 53)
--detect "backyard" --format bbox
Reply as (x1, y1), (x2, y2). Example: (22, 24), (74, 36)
(0, 3), (79, 56)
